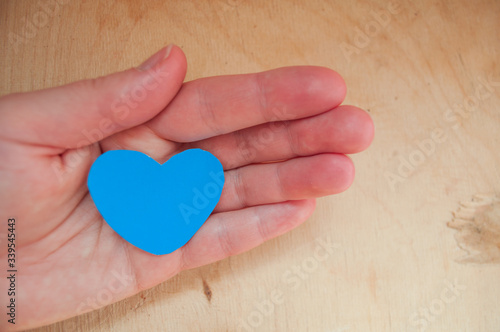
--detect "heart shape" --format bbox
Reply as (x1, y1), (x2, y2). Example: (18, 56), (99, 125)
(87, 149), (224, 255)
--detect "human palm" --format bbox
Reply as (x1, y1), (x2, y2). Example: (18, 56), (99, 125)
(0, 45), (373, 330)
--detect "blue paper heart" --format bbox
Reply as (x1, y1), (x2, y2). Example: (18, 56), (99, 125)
(87, 149), (224, 255)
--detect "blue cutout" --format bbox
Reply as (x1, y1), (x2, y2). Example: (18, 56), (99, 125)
(87, 149), (224, 255)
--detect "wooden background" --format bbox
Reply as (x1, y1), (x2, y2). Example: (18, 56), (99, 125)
(1, 0), (500, 331)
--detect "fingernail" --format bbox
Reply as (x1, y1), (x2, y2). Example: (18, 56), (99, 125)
(137, 44), (173, 71)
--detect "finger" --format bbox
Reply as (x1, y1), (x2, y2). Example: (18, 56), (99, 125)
(214, 153), (354, 213)
(186, 105), (374, 169)
(0, 45), (187, 149)
(179, 199), (316, 271)
(147, 66), (346, 142)
(99, 124), (180, 164)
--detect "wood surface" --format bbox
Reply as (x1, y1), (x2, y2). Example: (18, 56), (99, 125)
(1, 0), (500, 331)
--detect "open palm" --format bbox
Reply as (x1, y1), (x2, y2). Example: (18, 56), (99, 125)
(0, 45), (373, 330)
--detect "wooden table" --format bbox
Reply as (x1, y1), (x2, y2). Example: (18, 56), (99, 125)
(2, 0), (499, 331)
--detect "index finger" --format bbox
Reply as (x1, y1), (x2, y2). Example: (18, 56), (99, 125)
(146, 66), (346, 142)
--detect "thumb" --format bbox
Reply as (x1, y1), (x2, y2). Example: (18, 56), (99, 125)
(0, 44), (187, 149)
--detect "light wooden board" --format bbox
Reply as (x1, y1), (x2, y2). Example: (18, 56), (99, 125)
(1, 0), (499, 331)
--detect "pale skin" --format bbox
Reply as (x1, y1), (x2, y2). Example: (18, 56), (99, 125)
(0, 45), (374, 330)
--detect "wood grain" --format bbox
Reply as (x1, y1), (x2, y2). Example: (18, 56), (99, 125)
(1, 0), (499, 331)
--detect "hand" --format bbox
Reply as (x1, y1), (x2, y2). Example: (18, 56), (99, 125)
(0, 45), (373, 330)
